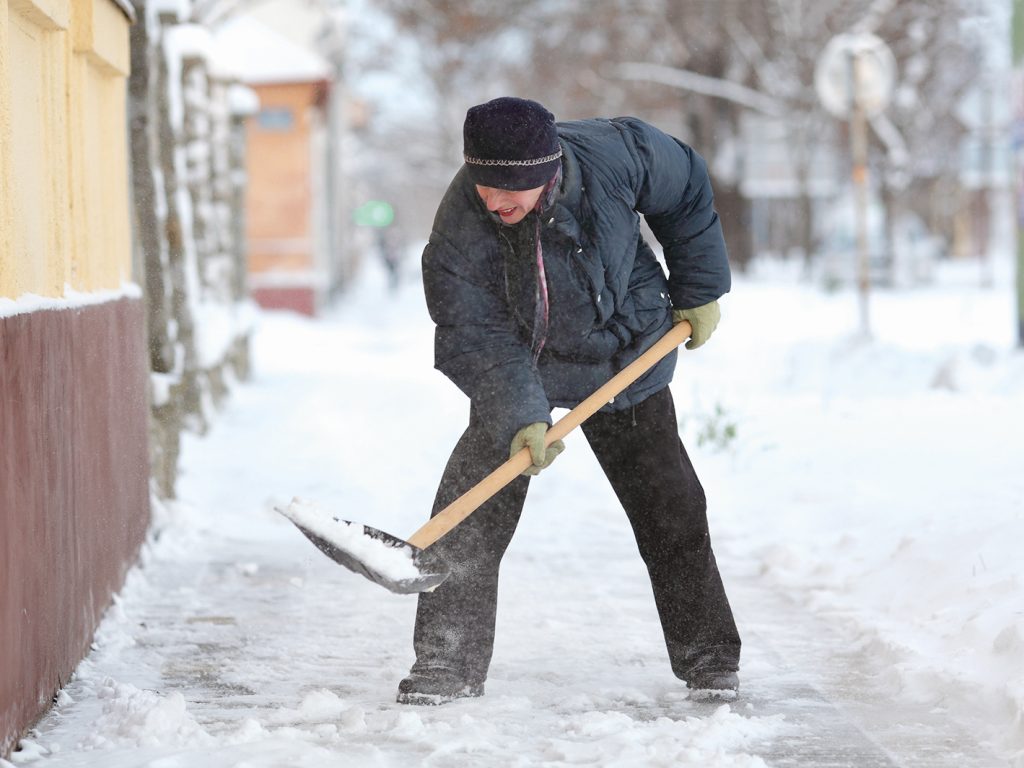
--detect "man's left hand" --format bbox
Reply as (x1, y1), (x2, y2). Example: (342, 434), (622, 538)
(510, 422), (565, 476)
(672, 300), (721, 350)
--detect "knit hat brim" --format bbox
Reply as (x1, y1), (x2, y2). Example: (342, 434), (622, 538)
(464, 155), (562, 191)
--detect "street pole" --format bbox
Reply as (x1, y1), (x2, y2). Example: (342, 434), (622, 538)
(816, 33), (893, 339)
(851, 53), (872, 339)
(1015, 0), (1024, 346)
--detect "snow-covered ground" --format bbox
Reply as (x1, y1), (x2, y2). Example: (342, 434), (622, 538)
(6, 252), (1023, 767)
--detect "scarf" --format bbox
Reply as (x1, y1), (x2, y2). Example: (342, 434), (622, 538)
(500, 167), (562, 367)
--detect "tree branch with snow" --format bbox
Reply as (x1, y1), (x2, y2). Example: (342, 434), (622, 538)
(613, 61), (784, 117)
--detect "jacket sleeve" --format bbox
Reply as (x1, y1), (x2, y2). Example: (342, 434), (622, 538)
(422, 229), (552, 446)
(615, 117), (731, 309)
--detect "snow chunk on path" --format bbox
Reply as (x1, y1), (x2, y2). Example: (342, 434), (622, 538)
(79, 679), (214, 751)
(536, 705), (783, 767)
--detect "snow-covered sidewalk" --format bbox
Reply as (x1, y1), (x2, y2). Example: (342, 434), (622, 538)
(7, 257), (1023, 767)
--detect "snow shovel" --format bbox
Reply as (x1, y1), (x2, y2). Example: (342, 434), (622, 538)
(278, 319), (693, 595)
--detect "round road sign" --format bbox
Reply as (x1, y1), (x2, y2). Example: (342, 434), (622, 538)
(814, 33), (896, 119)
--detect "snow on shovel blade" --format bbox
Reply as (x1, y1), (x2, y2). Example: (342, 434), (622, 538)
(276, 498), (451, 594)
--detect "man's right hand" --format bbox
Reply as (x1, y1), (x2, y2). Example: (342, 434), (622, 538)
(510, 422), (565, 476)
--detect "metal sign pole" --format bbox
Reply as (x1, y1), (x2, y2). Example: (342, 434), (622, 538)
(1015, 0), (1024, 346)
(816, 33), (894, 338)
(851, 53), (872, 339)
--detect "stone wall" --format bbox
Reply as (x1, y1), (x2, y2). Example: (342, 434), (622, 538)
(129, 4), (256, 499)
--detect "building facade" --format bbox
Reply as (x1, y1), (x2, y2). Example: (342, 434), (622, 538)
(0, 0), (150, 757)
(215, 14), (345, 316)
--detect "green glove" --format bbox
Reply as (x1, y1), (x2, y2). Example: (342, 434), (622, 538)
(510, 422), (565, 476)
(672, 300), (721, 350)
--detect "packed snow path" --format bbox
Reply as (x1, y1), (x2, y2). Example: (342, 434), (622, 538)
(9, 260), (1021, 767)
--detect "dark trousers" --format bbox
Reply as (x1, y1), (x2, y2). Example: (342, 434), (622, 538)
(410, 386), (741, 684)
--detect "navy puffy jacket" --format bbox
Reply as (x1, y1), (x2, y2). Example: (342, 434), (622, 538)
(422, 116), (731, 445)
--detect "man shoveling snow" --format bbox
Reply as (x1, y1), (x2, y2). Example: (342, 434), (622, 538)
(399, 96), (741, 705)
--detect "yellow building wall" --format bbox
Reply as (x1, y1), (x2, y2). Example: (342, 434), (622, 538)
(0, 3), (10, 279)
(0, 0), (131, 299)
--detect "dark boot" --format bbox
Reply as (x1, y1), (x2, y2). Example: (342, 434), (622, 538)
(683, 666), (740, 700)
(397, 665), (485, 705)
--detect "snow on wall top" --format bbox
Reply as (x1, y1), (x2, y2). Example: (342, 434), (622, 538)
(0, 284), (143, 319)
(228, 84), (260, 116)
(212, 15), (333, 85)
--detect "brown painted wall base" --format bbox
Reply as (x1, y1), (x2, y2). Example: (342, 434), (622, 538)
(0, 297), (151, 758)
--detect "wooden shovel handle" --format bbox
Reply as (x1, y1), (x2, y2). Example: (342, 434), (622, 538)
(406, 320), (692, 550)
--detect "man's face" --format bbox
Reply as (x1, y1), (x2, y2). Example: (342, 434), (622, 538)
(475, 185), (545, 225)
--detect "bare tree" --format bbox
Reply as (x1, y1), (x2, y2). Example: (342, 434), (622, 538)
(603, 0), (982, 272)
(349, 0), (984, 272)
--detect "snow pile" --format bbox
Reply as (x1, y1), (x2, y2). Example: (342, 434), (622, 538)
(277, 497), (423, 582)
(78, 680), (214, 751)
(265, 690), (359, 728)
(260, 692), (785, 767)
(684, 257), (1024, 762)
(540, 706), (783, 766)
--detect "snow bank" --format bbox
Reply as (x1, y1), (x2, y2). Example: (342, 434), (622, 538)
(79, 680), (214, 751)
(688, 256), (1024, 762)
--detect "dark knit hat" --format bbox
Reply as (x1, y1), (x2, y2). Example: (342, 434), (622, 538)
(463, 97), (562, 191)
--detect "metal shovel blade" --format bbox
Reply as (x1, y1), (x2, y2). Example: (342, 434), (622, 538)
(276, 501), (451, 595)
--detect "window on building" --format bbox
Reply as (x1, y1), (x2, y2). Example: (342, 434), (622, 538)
(257, 107), (295, 131)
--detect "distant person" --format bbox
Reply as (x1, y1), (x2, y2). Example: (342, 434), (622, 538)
(399, 97), (739, 705)
(376, 228), (402, 293)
